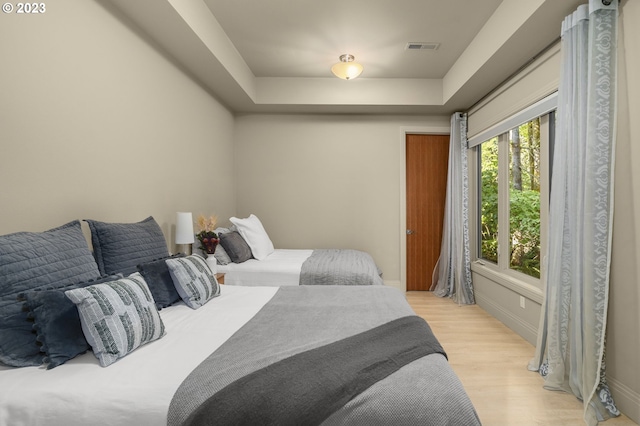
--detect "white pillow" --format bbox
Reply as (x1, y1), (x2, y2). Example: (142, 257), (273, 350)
(229, 214), (275, 260)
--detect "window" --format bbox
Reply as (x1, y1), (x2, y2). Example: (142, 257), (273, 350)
(480, 137), (498, 263)
(472, 96), (555, 283)
(507, 118), (542, 278)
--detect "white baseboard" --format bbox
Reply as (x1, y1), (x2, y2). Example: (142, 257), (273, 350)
(475, 291), (538, 345)
(384, 280), (407, 293)
(384, 280), (403, 292)
(608, 375), (640, 424)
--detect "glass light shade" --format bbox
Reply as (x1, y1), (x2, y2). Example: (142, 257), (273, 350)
(175, 212), (195, 244)
(331, 54), (363, 80)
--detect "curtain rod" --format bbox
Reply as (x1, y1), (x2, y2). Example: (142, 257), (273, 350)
(467, 0), (618, 113)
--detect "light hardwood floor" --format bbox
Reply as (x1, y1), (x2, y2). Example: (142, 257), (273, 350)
(405, 291), (637, 426)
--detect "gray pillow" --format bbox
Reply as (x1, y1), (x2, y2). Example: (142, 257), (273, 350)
(219, 231), (253, 263)
(166, 255), (220, 309)
(85, 217), (169, 276)
(212, 227), (233, 265)
(137, 254), (185, 309)
(65, 273), (165, 367)
(0, 221), (101, 367)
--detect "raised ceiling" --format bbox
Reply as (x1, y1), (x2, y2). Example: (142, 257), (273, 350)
(104, 0), (583, 115)
(202, 0), (502, 79)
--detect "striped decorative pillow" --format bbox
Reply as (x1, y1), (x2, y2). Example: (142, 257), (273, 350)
(166, 255), (220, 309)
(65, 273), (165, 367)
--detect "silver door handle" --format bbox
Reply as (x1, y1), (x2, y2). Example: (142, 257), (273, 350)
(406, 229), (415, 235)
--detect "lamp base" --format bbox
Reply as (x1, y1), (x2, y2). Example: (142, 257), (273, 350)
(176, 243), (193, 256)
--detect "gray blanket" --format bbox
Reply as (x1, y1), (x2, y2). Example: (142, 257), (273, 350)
(168, 286), (481, 426)
(181, 316), (444, 426)
(299, 249), (384, 286)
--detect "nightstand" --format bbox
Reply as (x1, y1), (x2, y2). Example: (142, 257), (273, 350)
(215, 273), (225, 285)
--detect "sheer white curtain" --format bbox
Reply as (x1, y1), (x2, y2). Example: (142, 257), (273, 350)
(431, 112), (474, 305)
(529, 1), (619, 424)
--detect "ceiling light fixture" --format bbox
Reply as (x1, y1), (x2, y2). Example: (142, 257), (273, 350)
(331, 54), (363, 80)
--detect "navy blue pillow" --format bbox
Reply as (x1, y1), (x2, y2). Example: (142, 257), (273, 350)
(0, 221), (101, 367)
(137, 253), (185, 309)
(85, 216), (170, 276)
(22, 275), (122, 369)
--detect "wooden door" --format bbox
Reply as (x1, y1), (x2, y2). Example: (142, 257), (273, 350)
(406, 134), (449, 291)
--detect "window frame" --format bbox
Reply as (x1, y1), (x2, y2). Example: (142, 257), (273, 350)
(470, 94), (556, 291)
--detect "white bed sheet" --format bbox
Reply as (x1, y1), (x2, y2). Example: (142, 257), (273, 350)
(0, 285), (278, 426)
(217, 249), (313, 286)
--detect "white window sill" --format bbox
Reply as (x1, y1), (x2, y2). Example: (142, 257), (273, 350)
(471, 261), (544, 304)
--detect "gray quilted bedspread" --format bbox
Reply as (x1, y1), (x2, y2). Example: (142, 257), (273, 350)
(299, 249), (384, 286)
(168, 286), (481, 426)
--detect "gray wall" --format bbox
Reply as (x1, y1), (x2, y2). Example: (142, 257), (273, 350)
(0, 0), (236, 247)
(606, 1), (640, 420)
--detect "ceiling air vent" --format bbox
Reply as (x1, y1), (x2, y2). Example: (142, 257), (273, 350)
(405, 42), (440, 51)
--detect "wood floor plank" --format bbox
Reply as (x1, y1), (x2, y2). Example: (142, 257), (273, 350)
(405, 291), (637, 426)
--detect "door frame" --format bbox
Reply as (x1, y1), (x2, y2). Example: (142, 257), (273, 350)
(398, 126), (450, 293)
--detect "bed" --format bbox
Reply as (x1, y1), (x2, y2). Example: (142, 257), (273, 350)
(211, 215), (385, 286)
(0, 217), (481, 426)
(216, 248), (384, 286)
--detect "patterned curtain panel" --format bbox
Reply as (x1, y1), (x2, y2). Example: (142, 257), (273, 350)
(430, 112), (474, 305)
(529, 1), (619, 424)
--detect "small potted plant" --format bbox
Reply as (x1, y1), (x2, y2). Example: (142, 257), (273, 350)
(195, 214), (219, 255)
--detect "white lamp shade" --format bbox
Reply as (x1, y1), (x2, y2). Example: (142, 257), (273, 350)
(175, 212), (195, 244)
(331, 54), (363, 80)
